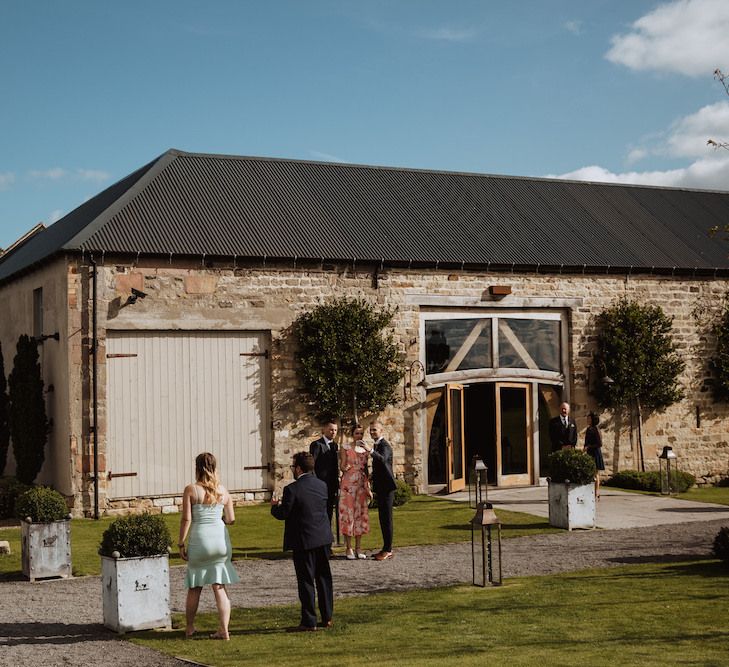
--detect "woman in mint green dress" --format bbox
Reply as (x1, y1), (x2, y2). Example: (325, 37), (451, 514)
(178, 452), (239, 640)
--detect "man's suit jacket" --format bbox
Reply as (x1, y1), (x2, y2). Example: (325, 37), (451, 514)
(370, 438), (396, 494)
(549, 416), (577, 450)
(309, 437), (339, 496)
(271, 473), (333, 552)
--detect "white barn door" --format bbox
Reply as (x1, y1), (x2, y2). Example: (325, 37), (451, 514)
(106, 331), (270, 499)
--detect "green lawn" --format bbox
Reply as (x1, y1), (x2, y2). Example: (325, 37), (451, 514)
(132, 559), (729, 666)
(0, 496), (557, 579)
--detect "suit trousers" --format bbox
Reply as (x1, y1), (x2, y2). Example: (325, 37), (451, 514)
(292, 546), (333, 628)
(377, 489), (395, 553)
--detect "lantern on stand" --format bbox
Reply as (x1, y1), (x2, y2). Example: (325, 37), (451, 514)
(470, 502), (502, 587)
(469, 456), (488, 509)
(658, 446), (678, 495)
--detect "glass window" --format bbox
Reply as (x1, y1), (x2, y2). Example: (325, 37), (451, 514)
(425, 319), (492, 374)
(498, 319), (561, 372)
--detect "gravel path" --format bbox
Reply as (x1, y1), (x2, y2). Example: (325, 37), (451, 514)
(1, 518), (726, 667)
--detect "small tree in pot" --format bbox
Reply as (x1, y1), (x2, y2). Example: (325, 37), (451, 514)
(99, 513), (172, 633)
(547, 449), (597, 530)
(15, 486), (71, 581)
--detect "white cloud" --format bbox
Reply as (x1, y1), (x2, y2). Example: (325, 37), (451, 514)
(28, 167), (110, 183)
(309, 150), (349, 164)
(564, 20), (582, 36)
(29, 167), (67, 181)
(48, 209), (64, 223)
(416, 26), (477, 42)
(0, 172), (15, 190)
(626, 147), (649, 164)
(606, 0), (729, 76)
(548, 158), (729, 190)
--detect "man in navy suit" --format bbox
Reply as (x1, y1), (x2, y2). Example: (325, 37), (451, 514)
(309, 422), (339, 528)
(549, 402), (577, 452)
(271, 451), (334, 631)
(367, 420), (397, 561)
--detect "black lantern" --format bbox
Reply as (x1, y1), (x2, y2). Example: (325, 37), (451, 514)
(470, 502), (502, 587)
(658, 446), (678, 495)
(469, 456), (488, 509)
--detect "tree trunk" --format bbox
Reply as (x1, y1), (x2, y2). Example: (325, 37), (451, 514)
(636, 398), (645, 472)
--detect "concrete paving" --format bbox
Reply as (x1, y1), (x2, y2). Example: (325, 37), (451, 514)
(444, 485), (729, 529)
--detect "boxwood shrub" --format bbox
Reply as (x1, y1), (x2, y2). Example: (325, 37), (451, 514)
(370, 479), (413, 508)
(547, 449), (596, 486)
(0, 476), (30, 519)
(15, 486), (68, 523)
(604, 469), (695, 493)
(99, 512), (172, 558)
(713, 526), (729, 565)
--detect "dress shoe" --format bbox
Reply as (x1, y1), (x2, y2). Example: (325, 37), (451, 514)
(373, 551), (393, 561)
(345, 549), (356, 560)
(286, 624), (317, 632)
(319, 619), (334, 629)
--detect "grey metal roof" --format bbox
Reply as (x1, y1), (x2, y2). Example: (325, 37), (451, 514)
(2, 148), (729, 283)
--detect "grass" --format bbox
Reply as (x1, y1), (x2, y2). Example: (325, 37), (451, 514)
(0, 496), (558, 579)
(606, 484), (729, 506)
(131, 559), (729, 666)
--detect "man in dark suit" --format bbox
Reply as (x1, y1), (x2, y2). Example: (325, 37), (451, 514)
(549, 402), (578, 451)
(367, 420), (396, 561)
(271, 451), (334, 631)
(309, 422), (339, 528)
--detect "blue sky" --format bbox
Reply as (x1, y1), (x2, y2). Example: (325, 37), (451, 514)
(2, 0), (729, 249)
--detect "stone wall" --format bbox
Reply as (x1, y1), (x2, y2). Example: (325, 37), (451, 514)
(6, 255), (728, 515)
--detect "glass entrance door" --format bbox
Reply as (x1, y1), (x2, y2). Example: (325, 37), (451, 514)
(495, 383), (532, 486)
(445, 383), (466, 493)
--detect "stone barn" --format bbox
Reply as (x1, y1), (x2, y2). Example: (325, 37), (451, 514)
(0, 148), (727, 515)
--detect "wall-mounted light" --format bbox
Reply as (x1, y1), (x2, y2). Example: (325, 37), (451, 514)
(127, 287), (147, 305)
(488, 285), (512, 299)
(34, 332), (59, 343)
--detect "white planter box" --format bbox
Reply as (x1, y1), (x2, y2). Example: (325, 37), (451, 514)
(21, 519), (72, 582)
(548, 482), (596, 530)
(101, 554), (171, 633)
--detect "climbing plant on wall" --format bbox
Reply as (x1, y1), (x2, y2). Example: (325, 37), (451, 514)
(9, 335), (49, 484)
(293, 297), (403, 425)
(594, 298), (685, 471)
(0, 342), (9, 476)
(712, 303), (729, 401)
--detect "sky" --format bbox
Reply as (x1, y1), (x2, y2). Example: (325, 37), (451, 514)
(2, 0), (729, 250)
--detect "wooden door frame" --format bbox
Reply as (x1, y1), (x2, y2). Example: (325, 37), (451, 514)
(445, 383), (467, 493)
(494, 382), (533, 487)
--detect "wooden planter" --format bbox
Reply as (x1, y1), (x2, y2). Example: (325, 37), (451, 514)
(548, 481), (596, 530)
(21, 519), (72, 582)
(101, 554), (171, 633)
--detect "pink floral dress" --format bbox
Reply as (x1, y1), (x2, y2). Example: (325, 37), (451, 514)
(339, 445), (370, 537)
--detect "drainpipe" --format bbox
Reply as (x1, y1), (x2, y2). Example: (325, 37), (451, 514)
(90, 256), (99, 519)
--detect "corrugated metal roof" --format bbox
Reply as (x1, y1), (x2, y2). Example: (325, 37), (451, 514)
(1, 148), (728, 283)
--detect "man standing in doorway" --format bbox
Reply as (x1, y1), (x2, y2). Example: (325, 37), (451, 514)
(367, 420), (396, 561)
(271, 452), (334, 631)
(309, 422), (339, 530)
(549, 402), (577, 451)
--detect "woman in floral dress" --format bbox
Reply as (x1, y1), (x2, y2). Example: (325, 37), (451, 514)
(339, 424), (372, 559)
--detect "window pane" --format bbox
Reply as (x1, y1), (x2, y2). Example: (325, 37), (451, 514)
(425, 319), (492, 374)
(498, 319), (560, 372)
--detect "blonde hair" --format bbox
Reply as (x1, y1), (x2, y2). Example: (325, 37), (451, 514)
(195, 452), (221, 504)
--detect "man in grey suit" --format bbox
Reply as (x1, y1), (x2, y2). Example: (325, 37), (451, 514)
(271, 451), (334, 631)
(367, 420), (396, 561)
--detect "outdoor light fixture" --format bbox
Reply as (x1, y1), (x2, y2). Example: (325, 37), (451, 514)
(469, 456), (488, 509)
(470, 502), (502, 587)
(658, 445), (678, 495)
(127, 287), (148, 305)
(34, 332), (59, 343)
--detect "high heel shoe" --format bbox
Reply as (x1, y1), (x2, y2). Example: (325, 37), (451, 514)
(345, 549), (356, 560)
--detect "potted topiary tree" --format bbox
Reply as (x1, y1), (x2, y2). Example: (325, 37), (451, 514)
(16, 486), (72, 581)
(99, 513), (172, 634)
(547, 449), (597, 530)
